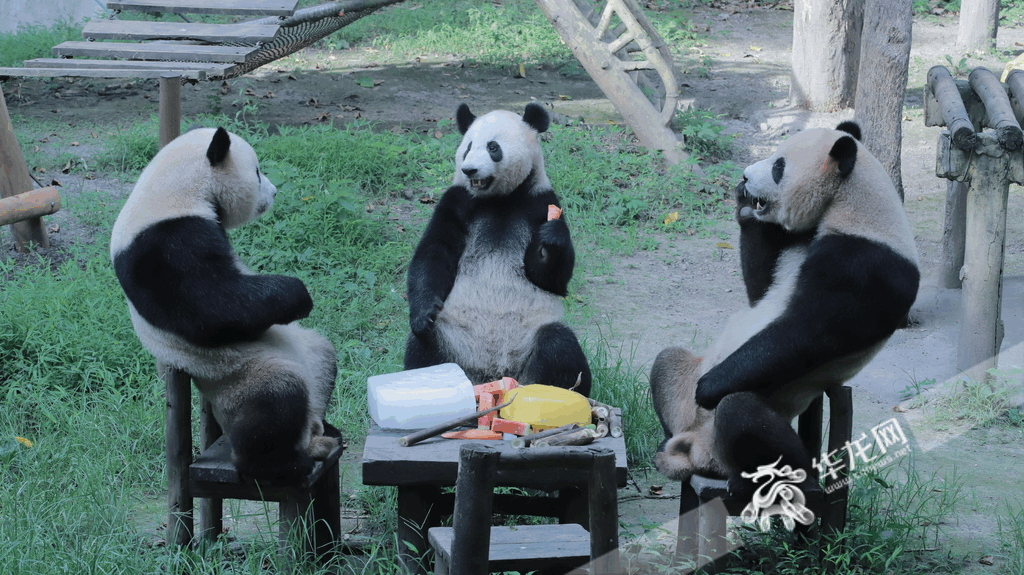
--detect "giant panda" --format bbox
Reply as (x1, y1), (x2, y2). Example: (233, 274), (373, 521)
(110, 127), (338, 482)
(649, 122), (919, 499)
(404, 103), (592, 396)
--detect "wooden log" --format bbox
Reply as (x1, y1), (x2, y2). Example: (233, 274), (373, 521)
(1005, 69), (1024, 125)
(159, 363), (194, 548)
(968, 67), (1023, 150)
(510, 423), (582, 448)
(0, 84), (49, 252)
(958, 132), (1011, 381)
(397, 400), (512, 447)
(0, 187), (60, 227)
(927, 66), (978, 151)
(941, 180), (968, 289)
(449, 445), (500, 575)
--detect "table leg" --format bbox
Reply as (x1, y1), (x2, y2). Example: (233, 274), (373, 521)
(397, 485), (444, 575)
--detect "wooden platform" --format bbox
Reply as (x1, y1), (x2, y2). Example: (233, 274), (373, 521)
(428, 524), (590, 573)
(82, 20), (281, 43)
(106, 0), (299, 16)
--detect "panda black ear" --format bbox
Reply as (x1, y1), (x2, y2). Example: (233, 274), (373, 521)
(207, 127), (231, 167)
(522, 103), (549, 133)
(456, 104), (476, 135)
(829, 135), (858, 178)
(835, 121), (861, 141)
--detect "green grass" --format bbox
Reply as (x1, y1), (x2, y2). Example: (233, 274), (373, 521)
(0, 21), (82, 68)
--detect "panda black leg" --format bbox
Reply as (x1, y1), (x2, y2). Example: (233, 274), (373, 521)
(403, 331), (448, 371)
(521, 322), (592, 397)
(715, 392), (817, 504)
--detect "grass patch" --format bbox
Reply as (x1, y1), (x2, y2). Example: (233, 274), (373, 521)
(923, 368), (1024, 430)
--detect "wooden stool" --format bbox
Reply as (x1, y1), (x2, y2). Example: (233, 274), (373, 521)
(676, 385), (853, 573)
(160, 363), (343, 562)
(428, 443), (622, 575)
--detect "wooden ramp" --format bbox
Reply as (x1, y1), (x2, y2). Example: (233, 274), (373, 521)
(534, 0), (692, 167)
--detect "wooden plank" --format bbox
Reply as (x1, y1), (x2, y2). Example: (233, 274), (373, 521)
(0, 66), (208, 79)
(160, 363), (194, 548)
(83, 20), (280, 43)
(105, 0), (299, 16)
(24, 58), (230, 72)
(429, 525), (590, 566)
(53, 41), (254, 63)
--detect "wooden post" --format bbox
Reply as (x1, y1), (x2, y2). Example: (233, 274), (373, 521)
(198, 399), (223, 543)
(0, 84), (49, 252)
(957, 132), (1017, 381)
(941, 180), (968, 288)
(160, 362), (194, 548)
(588, 449), (620, 575)
(159, 74), (181, 149)
(449, 444), (500, 575)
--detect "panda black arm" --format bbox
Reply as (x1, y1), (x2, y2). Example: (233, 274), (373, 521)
(113, 216), (313, 348)
(695, 235), (919, 409)
(523, 190), (575, 296)
(407, 186), (471, 336)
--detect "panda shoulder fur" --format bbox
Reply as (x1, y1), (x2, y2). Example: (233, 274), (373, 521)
(404, 103), (592, 395)
(110, 127), (338, 482)
(649, 122), (920, 497)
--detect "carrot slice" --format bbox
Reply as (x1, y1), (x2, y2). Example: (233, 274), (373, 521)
(441, 429), (504, 440)
(547, 204), (562, 221)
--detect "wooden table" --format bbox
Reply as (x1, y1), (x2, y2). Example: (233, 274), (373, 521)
(361, 426), (628, 574)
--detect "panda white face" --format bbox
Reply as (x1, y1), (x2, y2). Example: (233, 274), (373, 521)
(740, 127), (853, 233)
(204, 128), (278, 230)
(453, 104), (549, 197)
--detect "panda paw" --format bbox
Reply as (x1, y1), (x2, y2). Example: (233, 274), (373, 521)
(410, 298), (443, 336)
(538, 218), (571, 247)
(694, 375), (726, 409)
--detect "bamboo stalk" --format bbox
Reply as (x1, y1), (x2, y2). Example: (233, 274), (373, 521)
(397, 401), (512, 447)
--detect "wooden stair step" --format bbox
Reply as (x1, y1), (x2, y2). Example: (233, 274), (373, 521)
(429, 524), (590, 572)
(105, 0), (299, 16)
(83, 20), (280, 44)
(24, 58), (233, 73)
(53, 41), (255, 63)
(0, 66), (211, 79)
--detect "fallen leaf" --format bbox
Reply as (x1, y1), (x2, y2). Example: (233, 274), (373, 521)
(715, 242), (734, 249)
(979, 556), (994, 566)
(434, 130), (443, 139)
(355, 77), (376, 88)
(893, 405), (908, 413)
(419, 195), (436, 204)
(749, 45), (762, 51)
(648, 485), (664, 496)
(48, 224), (60, 233)
(518, 62), (526, 78)
(664, 211), (679, 225)
(558, 94), (572, 100)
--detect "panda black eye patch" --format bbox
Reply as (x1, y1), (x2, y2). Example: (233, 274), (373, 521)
(463, 141), (471, 160)
(486, 141), (502, 162)
(772, 157), (785, 184)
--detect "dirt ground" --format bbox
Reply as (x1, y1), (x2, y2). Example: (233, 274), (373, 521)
(5, 2), (1024, 571)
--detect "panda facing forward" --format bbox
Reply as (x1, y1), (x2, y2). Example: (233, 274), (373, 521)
(649, 122), (919, 500)
(405, 103), (592, 396)
(110, 127), (338, 482)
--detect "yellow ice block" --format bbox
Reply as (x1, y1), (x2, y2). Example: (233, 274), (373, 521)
(499, 385), (591, 431)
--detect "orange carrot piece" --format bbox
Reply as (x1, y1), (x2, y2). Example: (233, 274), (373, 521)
(441, 429), (504, 440)
(547, 204), (562, 221)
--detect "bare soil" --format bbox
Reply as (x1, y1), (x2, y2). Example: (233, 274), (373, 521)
(5, 2), (1024, 571)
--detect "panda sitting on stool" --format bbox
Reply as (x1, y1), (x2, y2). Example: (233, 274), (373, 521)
(649, 122), (919, 500)
(111, 127), (338, 482)
(405, 103), (592, 396)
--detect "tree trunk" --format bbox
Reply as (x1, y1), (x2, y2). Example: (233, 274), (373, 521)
(854, 0), (912, 200)
(791, 0), (865, 111)
(957, 0), (1000, 52)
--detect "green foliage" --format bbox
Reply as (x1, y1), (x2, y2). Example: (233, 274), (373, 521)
(0, 21), (82, 68)
(673, 107), (736, 162)
(95, 117), (161, 174)
(333, 0), (570, 66)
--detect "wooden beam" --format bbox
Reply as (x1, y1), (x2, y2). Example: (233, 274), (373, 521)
(23, 58), (231, 73)
(105, 0), (299, 16)
(0, 187), (61, 227)
(0, 84), (49, 251)
(159, 75), (182, 149)
(83, 20), (280, 44)
(968, 67), (1023, 151)
(926, 65), (977, 151)
(53, 41), (254, 63)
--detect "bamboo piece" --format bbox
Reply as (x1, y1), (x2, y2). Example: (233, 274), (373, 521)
(532, 427), (597, 448)
(968, 67), (1024, 150)
(510, 423), (582, 448)
(397, 401), (512, 447)
(927, 65), (978, 151)
(0, 187), (60, 227)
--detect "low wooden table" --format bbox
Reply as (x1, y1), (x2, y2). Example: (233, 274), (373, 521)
(361, 425), (628, 574)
